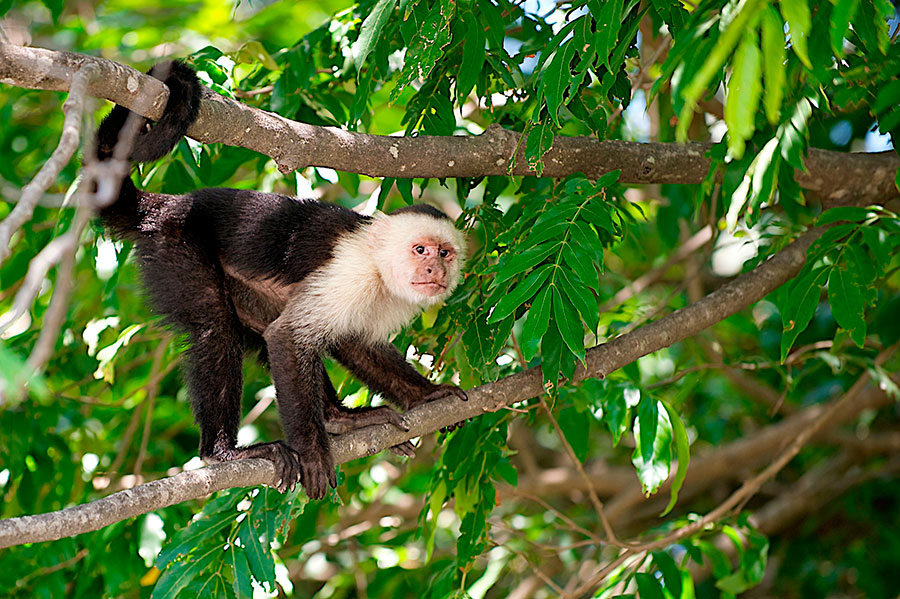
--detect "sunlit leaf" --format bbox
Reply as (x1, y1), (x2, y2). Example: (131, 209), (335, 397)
(724, 28), (762, 158)
(761, 8), (785, 124)
(779, 0), (812, 68)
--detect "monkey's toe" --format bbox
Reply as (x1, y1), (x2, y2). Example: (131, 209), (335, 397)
(324, 405), (410, 434)
(439, 419), (467, 434)
(298, 451), (336, 500)
(424, 384), (468, 402)
(209, 441), (302, 493)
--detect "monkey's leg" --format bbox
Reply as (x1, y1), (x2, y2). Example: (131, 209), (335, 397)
(330, 338), (468, 411)
(138, 238), (301, 493)
(320, 365), (416, 458)
(263, 320), (336, 499)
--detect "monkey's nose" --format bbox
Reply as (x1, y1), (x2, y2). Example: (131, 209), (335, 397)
(426, 267), (433, 274)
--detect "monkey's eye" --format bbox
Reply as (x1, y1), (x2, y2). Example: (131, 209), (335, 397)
(439, 249), (450, 258)
(415, 245), (426, 255)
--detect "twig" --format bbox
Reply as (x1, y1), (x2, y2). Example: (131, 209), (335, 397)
(0, 63), (97, 263)
(571, 341), (899, 596)
(133, 337), (171, 478)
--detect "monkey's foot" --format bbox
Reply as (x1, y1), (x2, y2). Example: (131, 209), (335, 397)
(323, 405), (410, 434)
(423, 384), (468, 403)
(297, 446), (337, 500)
(323, 405), (416, 458)
(206, 441), (302, 494)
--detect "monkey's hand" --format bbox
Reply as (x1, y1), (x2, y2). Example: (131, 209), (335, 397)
(423, 383), (469, 403)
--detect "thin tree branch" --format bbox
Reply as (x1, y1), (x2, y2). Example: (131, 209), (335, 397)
(0, 61), (96, 263)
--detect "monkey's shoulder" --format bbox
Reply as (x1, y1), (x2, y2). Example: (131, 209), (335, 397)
(198, 189), (368, 284)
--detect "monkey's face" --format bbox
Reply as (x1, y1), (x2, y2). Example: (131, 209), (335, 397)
(405, 237), (458, 297)
(370, 213), (465, 306)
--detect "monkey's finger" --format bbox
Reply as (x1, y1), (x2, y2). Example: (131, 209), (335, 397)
(389, 441), (417, 458)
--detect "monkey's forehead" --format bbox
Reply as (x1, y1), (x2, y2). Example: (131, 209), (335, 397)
(383, 213), (465, 248)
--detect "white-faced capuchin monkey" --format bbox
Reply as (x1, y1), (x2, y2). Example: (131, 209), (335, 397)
(93, 61), (468, 499)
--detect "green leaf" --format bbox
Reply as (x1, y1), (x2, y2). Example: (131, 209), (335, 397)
(570, 221), (606, 260)
(151, 544), (221, 599)
(676, 0), (764, 139)
(488, 264), (552, 323)
(463, 311), (501, 373)
(525, 116), (555, 176)
(156, 513), (232, 568)
(559, 406), (590, 462)
(816, 206), (873, 225)
(828, 263), (867, 348)
(634, 572), (666, 599)
(652, 551), (683, 599)
(779, 0), (812, 68)
(561, 244), (600, 291)
(551, 287), (586, 358)
(478, 0), (506, 49)
(556, 266), (600, 332)
(637, 395), (659, 462)
(596, 0), (623, 68)
(238, 517), (276, 588)
(726, 137), (780, 229)
(540, 322), (573, 393)
(228, 545), (254, 599)
(659, 401), (690, 517)
(829, 0), (859, 55)
(456, 11), (486, 105)
(540, 40), (576, 126)
(697, 540), (733, 579)
(874, 79), (900, 117)
(523, 219), (569, 249)
(603, 386), (631, 445)
(632, 398), (672, 496)
(391, 0), (454, 100)
(724, 28), (763, 159)
(521, 285), (553, 361)
(760, 8), (785, 124)
(495, 241), (561, 284)
(352, 0), (398, 71)
(780, 266), (828, 361)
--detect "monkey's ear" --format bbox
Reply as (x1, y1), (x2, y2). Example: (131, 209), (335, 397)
(366, 215), (393, 250)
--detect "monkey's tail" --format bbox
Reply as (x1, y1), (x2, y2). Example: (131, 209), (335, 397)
(96, 61), (201, 234)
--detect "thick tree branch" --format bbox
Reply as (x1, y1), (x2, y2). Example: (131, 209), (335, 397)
(1, 44), (897, 203)
(0, 223), (822, 548)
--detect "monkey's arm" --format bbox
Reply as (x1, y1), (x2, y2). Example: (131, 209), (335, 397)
(330, 338), (467, 411)
(320, 363), (416, 457)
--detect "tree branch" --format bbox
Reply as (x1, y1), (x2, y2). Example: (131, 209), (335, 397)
(0, 223), (822, 548)
(1, 43), (897, 203)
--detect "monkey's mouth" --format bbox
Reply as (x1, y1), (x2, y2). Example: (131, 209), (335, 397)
(411, 281), (447, 295)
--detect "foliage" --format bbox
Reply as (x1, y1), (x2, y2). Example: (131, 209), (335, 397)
(1, 0), (899, 597)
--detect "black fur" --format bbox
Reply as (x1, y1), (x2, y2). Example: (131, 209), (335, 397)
(392, 203), (450, 220)
(96, 61), (464, 499)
